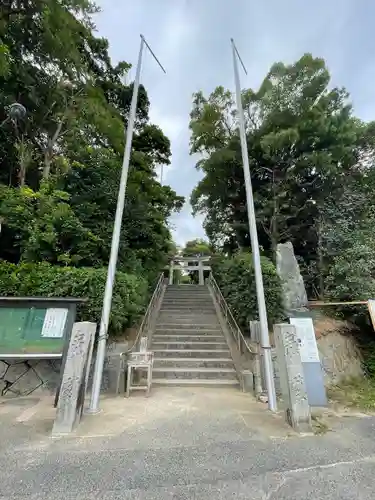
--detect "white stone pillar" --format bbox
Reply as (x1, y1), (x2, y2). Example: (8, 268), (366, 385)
(273, 323), (312, 433)
(169, 260), (174, 285)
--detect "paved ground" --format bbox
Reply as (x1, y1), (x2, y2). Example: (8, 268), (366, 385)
(1, 387), (375, 499)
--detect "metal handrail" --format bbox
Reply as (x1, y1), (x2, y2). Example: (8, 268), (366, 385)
(124, 272), (165, 354)
(208, 273), (254, 356)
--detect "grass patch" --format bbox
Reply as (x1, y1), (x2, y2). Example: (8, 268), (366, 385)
(311, 415), (330, 435)
(328, 377), (375, 412)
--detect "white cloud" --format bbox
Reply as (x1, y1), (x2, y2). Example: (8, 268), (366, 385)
(170, 203), (205, 247)
(148, 109), (187, 145)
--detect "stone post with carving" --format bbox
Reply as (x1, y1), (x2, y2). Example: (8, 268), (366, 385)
(52, 322), (96, 436)
(273, 323), (312, 432)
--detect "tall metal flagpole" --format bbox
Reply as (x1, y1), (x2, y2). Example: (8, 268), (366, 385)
(230, 38), (277, 412)
(88, 34), (166, 414)
(160, 164), (164, 186)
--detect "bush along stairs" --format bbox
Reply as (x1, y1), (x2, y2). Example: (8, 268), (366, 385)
(152, 285), (239, 387)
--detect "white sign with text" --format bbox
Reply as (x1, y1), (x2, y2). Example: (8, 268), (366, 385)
(289, 317), (320, 363)
(41, 308), (68, 338)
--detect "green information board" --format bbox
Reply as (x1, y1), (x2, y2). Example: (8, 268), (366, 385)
(0, 297), (85, 358)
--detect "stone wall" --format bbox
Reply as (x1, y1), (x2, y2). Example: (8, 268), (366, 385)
(314, 318), (364, 385)
(0, 340), (129, 398)
(0, 359), (62, 397)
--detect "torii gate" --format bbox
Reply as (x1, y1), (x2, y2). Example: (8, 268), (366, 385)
(168, 255), (211, 286)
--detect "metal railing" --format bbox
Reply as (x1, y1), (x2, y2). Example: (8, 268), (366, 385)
(125, 272), (165, 354)
(208, 273), (254, 357)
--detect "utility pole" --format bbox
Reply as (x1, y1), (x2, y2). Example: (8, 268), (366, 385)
(160, 164), (164, 186)
(88, 35), (166, 414)
(230, 38), (277, 412)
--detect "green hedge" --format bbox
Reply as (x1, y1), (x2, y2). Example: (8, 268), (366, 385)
(211, 252), (283, 333)
(0, 261), (148, 337)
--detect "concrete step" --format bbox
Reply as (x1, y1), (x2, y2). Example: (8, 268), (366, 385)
(167, 283), (207, 290)
(164, 288), (210, 292)
(159, 311), (217, 316)
(152, 341), (228, 350)
(163, 295), (211, 299)
(162, 295), (212, 299)
(163, 298), (211, 303)
(159, 312), (217, 317)
(164, 286), (209, 289)
(152, 367), (238, 380)
(160, 306), (216, 311)
(161, 300), (214, 304)
(162, 298), (213, 303)
(157, 318), (220, 324)
(155, 324), (222, 331)
(152, 378), (240, 388)
(163, 294), (211, 298)
(161, 302), (213, 305)
(157, 316), (219, 323)
(153, 358), (234, 369)
(154, 327), (222, 334)
(164, 292), (211, 296)
(165, 291), (209, 294)
(152, 349), (231, 358)
(153, 334), (224, 342)
(165, 287), (209, 292)
(162, 300), (212, 304)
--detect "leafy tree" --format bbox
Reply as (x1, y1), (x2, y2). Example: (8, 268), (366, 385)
(0, 0), (184, 295)
(211, 252), (283, 330)
(0, 261), (148, 336)
(182, 238), (212, 256)
(189, 54), (375, 297)
(320, 169), (375, 301)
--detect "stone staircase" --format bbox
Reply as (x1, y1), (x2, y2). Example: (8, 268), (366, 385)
(152, 285), (239, 387)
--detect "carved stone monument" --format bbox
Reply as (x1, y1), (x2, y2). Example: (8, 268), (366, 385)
(276, 241), (308, 314)
(52, 322), (96, 436)
(273, 323), (312, 432)
(276, 241), (327, 407)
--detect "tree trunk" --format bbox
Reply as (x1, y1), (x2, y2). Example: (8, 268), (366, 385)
(43, 120), (64, 179)
(16, 139), (29, 187)
(19, 163), (26, 186)
(43, 151), (52, 179)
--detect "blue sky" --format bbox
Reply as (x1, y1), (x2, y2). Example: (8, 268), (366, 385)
(95, 0), (375, 246)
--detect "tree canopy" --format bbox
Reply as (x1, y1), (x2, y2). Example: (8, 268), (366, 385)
(182, 238), (212, 257)
(189, 54), (375, 300)
(0, 0), (184, 281)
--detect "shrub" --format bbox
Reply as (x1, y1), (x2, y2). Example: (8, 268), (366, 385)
(211, 252), (283, 333)
(0, 261), (148, 337)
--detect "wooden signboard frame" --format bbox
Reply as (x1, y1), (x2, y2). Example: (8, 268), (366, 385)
(0, 297), (86, 358)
